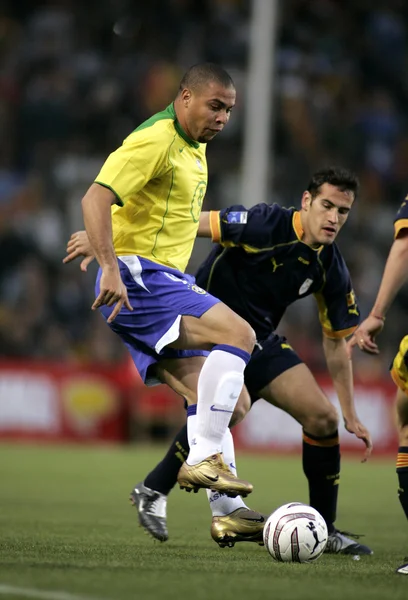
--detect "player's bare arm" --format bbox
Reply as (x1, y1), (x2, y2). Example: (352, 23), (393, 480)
(348, 229), (408, 356)
(63, 230), (95, 271)
(322, 335), (372, 461)
(197, 211), (211, 237)
(82, 183), (132, 322)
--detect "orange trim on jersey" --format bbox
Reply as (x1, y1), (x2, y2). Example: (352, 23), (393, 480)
(394, 219), (408, 239)
(292, 211), (304, 240)
(293, 211), (323, 251)
(303, 434), (339, 447)
(210, 210), (221, 243)
(322, 325), (358, 339)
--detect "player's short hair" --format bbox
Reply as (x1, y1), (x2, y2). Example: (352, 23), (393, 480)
(178, 63), (235, 94)
(307, 167), (359, 200)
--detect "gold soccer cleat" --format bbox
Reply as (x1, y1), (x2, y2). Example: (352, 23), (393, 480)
(177, 453), (253, 498)
(211, 508), (266, 548)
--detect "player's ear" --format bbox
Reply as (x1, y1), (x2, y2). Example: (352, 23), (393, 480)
(181, 88), (192, 106)
(301, 191), (311, 211)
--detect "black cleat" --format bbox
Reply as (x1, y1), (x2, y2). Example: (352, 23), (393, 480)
(130, 482), (168, 542)
(325, 529), (373, 555)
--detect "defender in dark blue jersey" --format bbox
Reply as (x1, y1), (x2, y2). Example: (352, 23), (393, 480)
(198, 199), (360, 400)
(65, 167), (373, 555)
(350, 197), (408, 573)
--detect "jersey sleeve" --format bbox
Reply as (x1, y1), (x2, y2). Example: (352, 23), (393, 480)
(94, 129), (168, 206)
(209, 203), (286, 248)
(314, 247), (359, 339)
(394, 197), (408, 238)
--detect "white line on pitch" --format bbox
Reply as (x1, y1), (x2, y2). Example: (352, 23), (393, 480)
(0, 584), (109, 600)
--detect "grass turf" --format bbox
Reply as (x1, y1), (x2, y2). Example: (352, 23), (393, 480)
(0, 443), (406, 600)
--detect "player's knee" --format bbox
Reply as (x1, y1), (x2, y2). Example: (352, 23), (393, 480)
(303, 404), (339, 437)
(229, 321), (256, 354)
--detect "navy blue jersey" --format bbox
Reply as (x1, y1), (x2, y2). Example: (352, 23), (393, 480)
(394, 197), (408, 237)
(196, 203), (359, 341)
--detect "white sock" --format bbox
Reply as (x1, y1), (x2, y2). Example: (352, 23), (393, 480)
(206, 428), (247, 516)
(187, 346), (250, 465)
(186, 405), (198, 448)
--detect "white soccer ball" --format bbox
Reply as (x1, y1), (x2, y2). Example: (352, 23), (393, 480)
(263, 502), (328, 563)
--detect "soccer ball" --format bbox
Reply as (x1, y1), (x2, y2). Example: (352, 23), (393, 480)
(263, 502), (328, 563)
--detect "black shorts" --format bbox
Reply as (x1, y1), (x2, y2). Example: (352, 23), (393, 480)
(244, 334), (303, 404)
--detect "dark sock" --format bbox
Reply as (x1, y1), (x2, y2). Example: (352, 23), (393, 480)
(397, 446), (408, 520)
(302, 430), (340, 534)
(144, 423), (189, 495)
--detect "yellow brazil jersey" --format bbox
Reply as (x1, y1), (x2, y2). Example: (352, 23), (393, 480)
(94, 103), (208, 273)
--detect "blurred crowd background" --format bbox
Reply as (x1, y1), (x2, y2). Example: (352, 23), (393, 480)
(1, 0), (407, 382)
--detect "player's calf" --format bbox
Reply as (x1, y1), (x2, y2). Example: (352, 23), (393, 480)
(230, 390), (251, 427)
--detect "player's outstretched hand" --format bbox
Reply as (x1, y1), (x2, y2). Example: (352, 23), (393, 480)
(347, 315), (385, 358)
(92, 267), (133, 323)
(63, 231), (95, 272)
(344, 416), (373, 463)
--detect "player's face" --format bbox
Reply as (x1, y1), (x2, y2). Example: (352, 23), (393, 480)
(181, 82), (236, 143)
(301, 183), (354, 247)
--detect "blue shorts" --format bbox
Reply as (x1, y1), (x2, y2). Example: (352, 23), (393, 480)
(245, 334), (303, 403)
(96, 256), (219, 382)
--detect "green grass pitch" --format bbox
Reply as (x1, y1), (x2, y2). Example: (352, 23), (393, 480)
(0, 443), (407, 600)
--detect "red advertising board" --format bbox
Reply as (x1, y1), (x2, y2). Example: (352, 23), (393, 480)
(233, 376), (399, 455)
(0, 360), (400, 455)
(0, 361), (130, 442)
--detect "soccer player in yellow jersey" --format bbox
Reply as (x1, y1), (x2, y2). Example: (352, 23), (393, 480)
(80, 63), (255, 498)
(349, 198), (408, 574)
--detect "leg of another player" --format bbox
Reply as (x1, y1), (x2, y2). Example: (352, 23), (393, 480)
(257, 364), (373, 555)
(395, 388), (408, 574)
(168, 302), (255, 496)
(129, 355), (206, 542)
(258, 364), (340, 531)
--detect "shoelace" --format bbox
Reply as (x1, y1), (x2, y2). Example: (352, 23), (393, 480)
(145, 493), (167, 518)
(333, 529), (365, 540)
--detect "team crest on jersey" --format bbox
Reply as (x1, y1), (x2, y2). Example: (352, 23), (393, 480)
(191, 284), (206, 295)
(299, 278), (313, 295)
